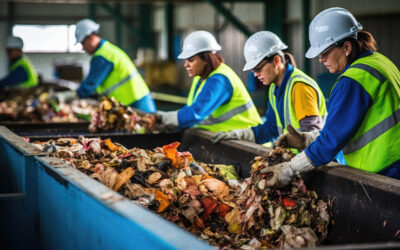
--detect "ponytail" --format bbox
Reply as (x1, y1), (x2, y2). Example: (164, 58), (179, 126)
(347, 30), (378, 65)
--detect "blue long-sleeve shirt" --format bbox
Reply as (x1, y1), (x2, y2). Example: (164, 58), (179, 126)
(0, 57), (28, 88)
(251, 64), (295, 144)
(77, 39), (155, 113)
(305, 51), (400, 179)
(177, 74), (233, 129)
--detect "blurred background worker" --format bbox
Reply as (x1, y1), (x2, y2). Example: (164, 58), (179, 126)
(74, 18), (156, 113)
(157, 30), (262, 132)
(264, 7), (400, 188)
(0, 36), (38, 88)
(213, 31), (327, 144)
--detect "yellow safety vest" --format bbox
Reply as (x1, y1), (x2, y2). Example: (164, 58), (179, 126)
(94, 41), (150, 106)
(333, 52), (400, 172)
(268, 67), (327, 136)
(10, 56), (38, 88)
(187, 63), (262, 132)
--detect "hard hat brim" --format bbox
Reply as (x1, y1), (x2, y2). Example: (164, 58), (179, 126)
(243, 59), (262, 71)
(177, 47), (221, 60)
(177, 51), (196, 60)
(305, 46), (326, 59)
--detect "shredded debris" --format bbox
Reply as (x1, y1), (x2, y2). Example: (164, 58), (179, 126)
(89, 97), (171, 134)
(31, 137), (330, 248)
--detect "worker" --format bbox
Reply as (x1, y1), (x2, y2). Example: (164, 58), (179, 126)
(212, 31), (327, 145)
(157, 30), (262, 132)
(0, 36), (38, 88)
(263, 7), (400, 187)
(74, 19), (156, 113)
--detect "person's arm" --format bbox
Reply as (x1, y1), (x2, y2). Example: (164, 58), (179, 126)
(177, 74), (233, 129)
(77, 56), (113, 98)
(305, 76), (371, 166)
(0, 66), (28, 87)
(251, 103), (279, 144)
(292, 82), (323, 132)
(130, 93), (157, 113)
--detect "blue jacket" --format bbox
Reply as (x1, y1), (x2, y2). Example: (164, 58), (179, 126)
(0, 57), (28, 88)
(306, 51), (400, 179)
(77, 39), (156, 113)
(177, 73), (233, 129)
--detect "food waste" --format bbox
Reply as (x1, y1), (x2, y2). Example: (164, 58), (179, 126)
(89, 97), (171, 134)
(0, 90), (95, 122)
(31, 138), (330, 248)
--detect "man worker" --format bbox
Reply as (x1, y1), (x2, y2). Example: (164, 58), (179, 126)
(0, 36), (38, 88)
(74, 19), (156, 113)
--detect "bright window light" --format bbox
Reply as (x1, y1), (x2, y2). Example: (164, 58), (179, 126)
(13, 24), (83, 53)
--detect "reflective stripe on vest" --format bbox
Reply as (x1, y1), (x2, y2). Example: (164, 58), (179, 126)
(10, 56), (38, 88)
(187, 63), (262, 132)
(94, 41), (150, 106)
(342, 62), (396, 154)
(343, 108), (400, 154)
(269, 68), (327, 136)
(199, 101), (254, 125)
(100, 69), (139, 96)
(335, 52), (400, 172)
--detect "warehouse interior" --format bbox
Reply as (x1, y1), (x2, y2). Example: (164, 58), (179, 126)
(2, 0), (400, 111)
(1, 0), (400, 249)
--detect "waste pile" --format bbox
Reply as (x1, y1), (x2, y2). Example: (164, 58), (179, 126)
(89, 97), (170, 133)
(31, 137), (330, 248)
(0, 91), (95, 122)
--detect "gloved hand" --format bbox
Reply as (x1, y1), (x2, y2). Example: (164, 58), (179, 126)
(212, 128), (255, 144)
(156, 110), (179, 127)
(52, 91), (78, 103)
(260, 152), (314, 188)
(275, 124), (319, 150)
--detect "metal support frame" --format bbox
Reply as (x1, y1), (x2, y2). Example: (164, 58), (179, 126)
(204, 0), (252, 37)
(265, 0), (285, 41)
(99, 3), (143, 53)
(164, 3), (174, 60)
(89, 3), (96, 22)
(302, 0), (311, 75)
(115, 3), (122, 47)
(138, 3), (154, 48)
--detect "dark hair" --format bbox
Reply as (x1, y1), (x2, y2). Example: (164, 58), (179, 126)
(340, 31), (378, 65)
(198, 52), (224, 79)
(265, 52), (297, 68)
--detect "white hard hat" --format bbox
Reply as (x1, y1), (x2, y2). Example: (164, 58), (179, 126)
(243, 31), (287, 71)
(177, 30), (221, 59)
(75, 19), (100, 43)
(6, 36), (23, 49)
(306, 7), (362, 58)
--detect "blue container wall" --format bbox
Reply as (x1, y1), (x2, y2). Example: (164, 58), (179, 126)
(34, 157), (211, 250)
(0, 138), (26, 193)
(0, 137), (39, 249)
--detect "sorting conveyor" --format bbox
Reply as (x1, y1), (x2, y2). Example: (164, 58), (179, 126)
(1, 126), (399, 249)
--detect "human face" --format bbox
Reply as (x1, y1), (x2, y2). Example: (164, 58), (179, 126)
(6, 49), (22, 61)
(252, 58), (279, 86)
(318, 42), (349, 73)
(184, 55), (207, 78)
(81, 35), (99, 55)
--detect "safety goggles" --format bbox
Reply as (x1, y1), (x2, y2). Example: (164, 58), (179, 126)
(252, 59), (272, 73)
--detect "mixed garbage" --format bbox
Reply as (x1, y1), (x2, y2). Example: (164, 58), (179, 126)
(89, 97), (170, 134)
(31, 137), (330, 248)
(0, 90), (96, 123)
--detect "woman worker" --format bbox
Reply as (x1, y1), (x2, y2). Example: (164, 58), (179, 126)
(213, 31), (327, 145)
(157, 30), (262, 132)
(263, 7), (400, 187)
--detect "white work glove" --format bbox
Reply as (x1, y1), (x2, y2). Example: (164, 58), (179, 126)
(275, 124), (319, 150)
(53, 91), (78, 103)
(156, 110), (179, 127)
(212, 128), (255, 144)
(259, 152), (314, 188)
